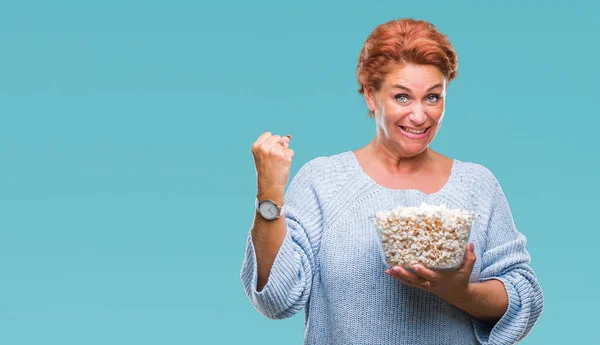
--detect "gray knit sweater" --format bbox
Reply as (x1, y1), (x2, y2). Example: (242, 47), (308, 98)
(240, 150), (544, 344)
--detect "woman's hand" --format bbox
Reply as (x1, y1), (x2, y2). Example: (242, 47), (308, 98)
(251, 132), (294, 201)
(385, 243), (476, 304)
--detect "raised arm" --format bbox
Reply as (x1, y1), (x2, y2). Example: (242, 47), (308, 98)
(240, 132), (326, 319)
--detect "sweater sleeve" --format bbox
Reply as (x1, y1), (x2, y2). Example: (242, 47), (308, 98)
(472, 171), (544, 345)
(240, 158), (326, 320)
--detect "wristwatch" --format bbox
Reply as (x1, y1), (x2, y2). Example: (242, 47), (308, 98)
(255, 197), (284, 221)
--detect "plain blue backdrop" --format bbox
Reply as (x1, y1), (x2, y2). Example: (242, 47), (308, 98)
(1, 1), (598, 344)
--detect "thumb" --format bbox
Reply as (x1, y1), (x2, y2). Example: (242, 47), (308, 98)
(462, 242), (476, 273)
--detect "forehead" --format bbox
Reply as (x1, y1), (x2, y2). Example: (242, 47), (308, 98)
(383, 63), (445, 90)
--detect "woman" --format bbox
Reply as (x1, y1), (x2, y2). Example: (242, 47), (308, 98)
(241, 18), (543, 345)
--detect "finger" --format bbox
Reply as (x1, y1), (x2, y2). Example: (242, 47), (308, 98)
(279, 134), (292, 149)
(252, 132), (273, 153)
(385, 268), (417, 287)
(262, 134), (283, 151)
(385, 269), (422, 288)
(390, 266), (428, 285)
(461, 242), (476, 274)
(254, 131), (273, 147)
(411, 265), (438, 282)
(284, 148), (295, 159)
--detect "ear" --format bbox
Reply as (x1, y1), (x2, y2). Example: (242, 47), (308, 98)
(364, 87), (377, 112)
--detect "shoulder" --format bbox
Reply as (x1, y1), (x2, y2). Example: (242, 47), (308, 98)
(292, 150), (357, 184)
(287, 151), (358, 202)
(290, 155), (330, 186)
(457, 160), (497, 182)
(453, 160), (514, 226)
(454, 159), (504, 197)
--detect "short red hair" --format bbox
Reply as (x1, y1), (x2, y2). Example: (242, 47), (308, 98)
(357, 18), (458, 94)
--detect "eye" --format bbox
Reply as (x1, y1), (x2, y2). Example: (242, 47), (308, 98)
(426, 94), (441, 103)
(395, 94), (410, 103)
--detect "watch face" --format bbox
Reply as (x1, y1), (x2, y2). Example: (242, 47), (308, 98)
(259, 201), (279, 220)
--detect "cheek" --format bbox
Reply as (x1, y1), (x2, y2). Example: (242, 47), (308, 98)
(382, 103), (411, 121)
(429, 104), (445, 123)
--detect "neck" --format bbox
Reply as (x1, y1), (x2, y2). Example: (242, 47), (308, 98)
(366, 140), (434, 175)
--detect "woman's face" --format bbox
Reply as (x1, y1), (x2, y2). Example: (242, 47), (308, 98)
(365, 63), (447, 158)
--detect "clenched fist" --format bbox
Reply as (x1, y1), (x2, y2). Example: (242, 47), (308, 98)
(251, 132), (295, 200)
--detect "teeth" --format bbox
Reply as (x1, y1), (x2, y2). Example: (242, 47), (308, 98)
(401, 126), (427, 134)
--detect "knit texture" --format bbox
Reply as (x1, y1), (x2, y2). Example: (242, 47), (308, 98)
(240, 150), (544, 345)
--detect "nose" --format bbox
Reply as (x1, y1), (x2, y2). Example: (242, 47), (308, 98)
(408, 103), (427, 126)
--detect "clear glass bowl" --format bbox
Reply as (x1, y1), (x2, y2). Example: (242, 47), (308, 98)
(371, 204), (476, 270)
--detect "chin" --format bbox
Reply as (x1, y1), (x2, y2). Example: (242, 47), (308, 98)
(395, 142), (430, 156)
(405, 148), (429, 157)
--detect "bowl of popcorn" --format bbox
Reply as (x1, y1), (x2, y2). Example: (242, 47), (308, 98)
(372, 202), (476, 270)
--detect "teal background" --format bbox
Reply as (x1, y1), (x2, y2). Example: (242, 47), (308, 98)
(0, 1), (597, 344)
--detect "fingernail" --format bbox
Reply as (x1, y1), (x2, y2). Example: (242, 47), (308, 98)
(286, 134), (292, 139)
(469, 243), (474, 252)
(411, 265), (419, 272)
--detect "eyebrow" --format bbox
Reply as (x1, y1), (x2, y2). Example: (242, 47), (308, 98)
(392, 83), (444, 92)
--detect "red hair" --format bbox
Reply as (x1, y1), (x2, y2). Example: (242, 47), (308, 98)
(357, 18), (458, 94)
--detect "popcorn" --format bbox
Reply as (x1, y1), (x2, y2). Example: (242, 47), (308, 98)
(373, 202), (476, 270)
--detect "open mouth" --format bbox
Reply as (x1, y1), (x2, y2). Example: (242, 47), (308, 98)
(398, 126), (431, 138)
(399, 126), (429, 135)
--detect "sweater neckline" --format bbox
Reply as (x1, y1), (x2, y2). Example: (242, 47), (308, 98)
(345, 150), (459, 196)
